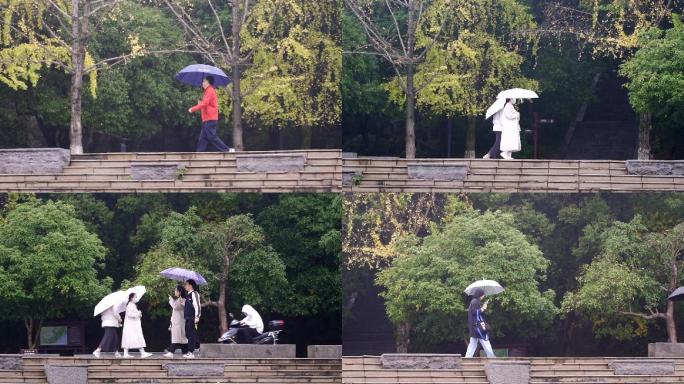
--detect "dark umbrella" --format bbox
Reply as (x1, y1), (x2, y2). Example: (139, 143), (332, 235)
(176, 64), (231, 87)
(668, 287), (684, 301)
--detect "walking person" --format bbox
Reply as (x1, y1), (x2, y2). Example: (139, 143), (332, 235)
(236, 305), (264, 344)
(499, 99), (521, 160)
(121, 292), (152, 358)
(483, 107), (503, 159)
(188, 75), (231, 152)
(465, 288), (496, 358)
(164, 286), (188, 358)
(183, 279), (201, 358)
(92, 306), (122, 358)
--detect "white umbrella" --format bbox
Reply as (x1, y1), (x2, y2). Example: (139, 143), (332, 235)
(93, 291), (128, 317)
(485, 98), (506, 119)
(496, 88), (539, 100)
(114, 286), (147, 313)
(464, 280), (504, 296)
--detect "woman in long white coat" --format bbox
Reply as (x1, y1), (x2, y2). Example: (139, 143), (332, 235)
(164, 286), (188, 357)
(121, 293), (152, 358)
(499, 99), (521, 160)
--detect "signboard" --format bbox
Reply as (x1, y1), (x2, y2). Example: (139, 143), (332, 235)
(37, 322), (86, 352)
(39, 326), (69, 346)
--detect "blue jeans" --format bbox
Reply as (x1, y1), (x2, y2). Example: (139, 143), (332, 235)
(465, 337), (495, 358)
(197, 120), (229, 152)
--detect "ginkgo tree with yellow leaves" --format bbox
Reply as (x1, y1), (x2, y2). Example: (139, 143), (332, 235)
(164, 0), (341, 150)
(345, 0), (537, 158)
(1, 0), (147, 154)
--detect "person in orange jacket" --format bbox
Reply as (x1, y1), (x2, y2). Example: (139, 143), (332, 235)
(188, 75), (231, 152)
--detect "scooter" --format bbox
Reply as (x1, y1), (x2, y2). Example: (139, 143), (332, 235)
(218, 314), (285, 345)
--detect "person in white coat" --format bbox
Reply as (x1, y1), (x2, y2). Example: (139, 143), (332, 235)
(164, 286), (188, 357)
(483, 108), (503, 159)
(236, 304), (264, 343)
(92, 306), (122, 358)
(121, 293), (152, 358)
(499, 99), (521, 160)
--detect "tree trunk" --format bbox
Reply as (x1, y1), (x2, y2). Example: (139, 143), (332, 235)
(667, 259), (678, 343)
(24, 319), (33, 350)
(446, 116), (453, 158)
(667, 299), (677, 343)
(395, 321), (410, 353)
(231, 1), (244, 151)
(405, 65), (416, 159)
(218, 258), (230, 334)
(464, 116), (476, 158)
(68, 0), (86, 154)
(637, 112), (652, 160)
(24, 318), (41, 349)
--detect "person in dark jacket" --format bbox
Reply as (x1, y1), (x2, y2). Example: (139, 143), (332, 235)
(465, 288), (495, 358)
(183, 279), (201, 358)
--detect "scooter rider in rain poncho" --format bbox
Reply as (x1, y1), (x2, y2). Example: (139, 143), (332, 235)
(236, 305), (264, 344)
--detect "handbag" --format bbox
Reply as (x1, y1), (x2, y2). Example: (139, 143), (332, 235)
(476, 310), (490, 333)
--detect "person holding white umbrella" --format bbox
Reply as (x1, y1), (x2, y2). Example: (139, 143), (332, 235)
(500, 98), (521, 160)
(92, 307), (123, 358)
(121, 289), (152, 358)
(463, 280), (503, 358)
(465, 288), (495, 358)
(483, 100), (505, 159)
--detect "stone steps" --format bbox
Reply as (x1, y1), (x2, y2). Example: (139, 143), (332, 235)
(0, 150), (342, 192)
(0, 357), (341, 384)
(343, 158), (684, 192)
(343, 357), (684, 384)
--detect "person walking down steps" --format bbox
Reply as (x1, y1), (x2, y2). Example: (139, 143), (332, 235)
(188, 75), (232, 152)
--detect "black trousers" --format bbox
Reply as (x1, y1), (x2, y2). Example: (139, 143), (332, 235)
(236, 327), (260, 344)
(185, 320), (199, 352)
(486, 132), (502, 158)
(167, 343), (188, 354)
(196, 120), (229, 152)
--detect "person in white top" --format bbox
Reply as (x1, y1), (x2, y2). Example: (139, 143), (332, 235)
(92, 306), (122, 358)
(236, 304), (264, 343)
(499, 99), (522, 160)
(483, 107), (504, 159)
(121, 293), (152, 358)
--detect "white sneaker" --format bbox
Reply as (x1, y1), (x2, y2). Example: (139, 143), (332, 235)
(140, 352), (153, 358)
(482, 153), (490, 159)
(122, 353), (133, 358)
(92, 350), (100, 358)
(163, 352), (174, 358)
(183, 353), (195, 359)
(114, 352), (122, 358)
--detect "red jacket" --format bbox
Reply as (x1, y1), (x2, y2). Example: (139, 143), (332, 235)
(190, 85), (219, 122)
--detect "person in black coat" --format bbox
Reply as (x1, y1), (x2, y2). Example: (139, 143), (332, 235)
(465, 288), (496, 358)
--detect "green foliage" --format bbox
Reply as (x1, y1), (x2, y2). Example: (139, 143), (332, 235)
(621, 15), (684, 120)
(376, 204), (558, 349)
(563, 216), (684, 341)
(257, 194), (342, 315)
(0, 197), (111, 347)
